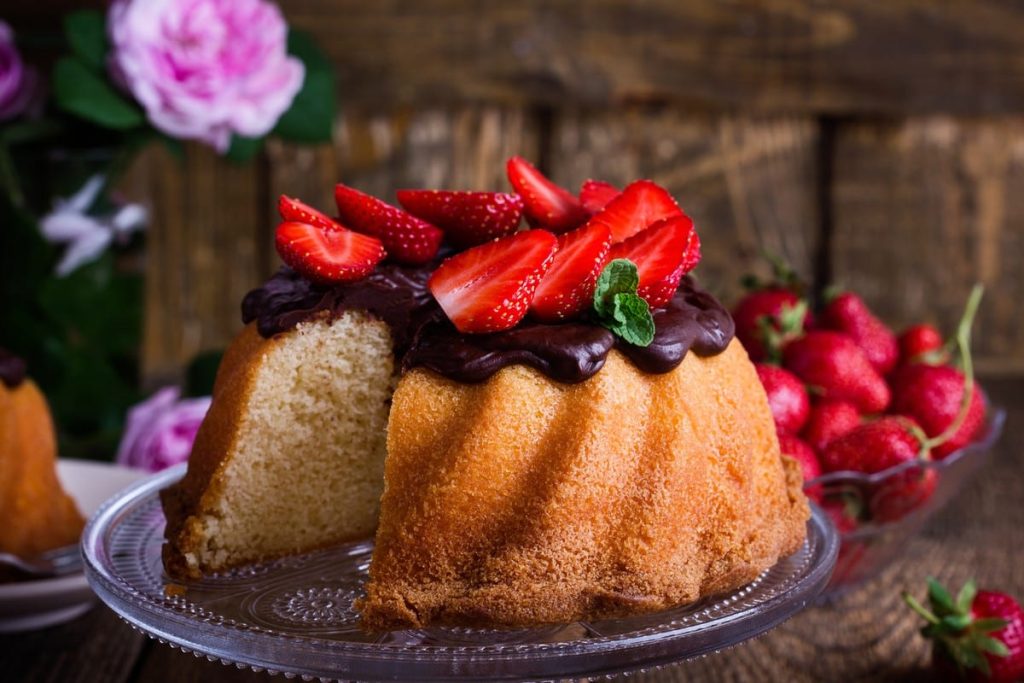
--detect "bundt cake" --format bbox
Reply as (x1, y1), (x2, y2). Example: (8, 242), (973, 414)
(0, 349), (85, 561)
(161, 162), (810, 629)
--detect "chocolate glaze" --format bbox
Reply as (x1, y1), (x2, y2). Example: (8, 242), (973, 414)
(242, 265), (434, 355)
(0, 347), (27, 389)
(242, 266), (735, 384)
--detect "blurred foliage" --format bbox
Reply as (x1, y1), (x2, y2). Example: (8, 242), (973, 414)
(0, 9), (335, 459)
(0, 189), (142, 460)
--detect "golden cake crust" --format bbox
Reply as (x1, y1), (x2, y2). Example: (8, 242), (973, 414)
(0, 380), (84, 560)
(359, 340), (809, 629)
(161, 324), (267, 579)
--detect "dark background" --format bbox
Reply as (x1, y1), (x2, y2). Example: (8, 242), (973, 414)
(10, 0), (1024, 386)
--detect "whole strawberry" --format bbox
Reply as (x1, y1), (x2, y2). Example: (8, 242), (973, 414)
(891, 363), (985, 459)
(778, 433), (822, 501)
(820, 416), (922, 474)
(900, 323), (945, 365)
(820, 291), (899, 375)
(755, 364), (810, 434)
(733, 288), (809, 362)
(820, 416), (936, 522)
(905, 579), (1024, 683)
(783, 331), (891, 414)
(802, 400), (861, 453)
(891, 286), (986, 459)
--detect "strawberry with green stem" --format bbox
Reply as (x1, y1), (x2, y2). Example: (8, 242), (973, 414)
(891, 286), (986, 459)
(905, 578), (1024, 682)
(733, 253), (811, 363)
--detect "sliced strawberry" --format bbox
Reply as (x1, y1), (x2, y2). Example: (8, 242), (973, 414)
(608, 215), (699, 308)
(531, 223), (612, 322)
(333, 183), (443, 264)
(274, 221), (385, 284)
(396, 190), (523, 248)
(579, 180), (619, 214)
(588, 179), (684, 243)
(506, 156), (588, 233)
(278, 195), (340, 233)
(429, 230), (558, 333)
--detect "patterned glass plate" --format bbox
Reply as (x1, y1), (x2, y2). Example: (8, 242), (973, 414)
(83, 465), (838, 682)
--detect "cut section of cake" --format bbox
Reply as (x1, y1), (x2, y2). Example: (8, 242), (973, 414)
(161, 312), (396, 579)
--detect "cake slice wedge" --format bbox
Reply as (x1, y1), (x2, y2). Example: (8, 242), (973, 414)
(161, 312), (395, 579)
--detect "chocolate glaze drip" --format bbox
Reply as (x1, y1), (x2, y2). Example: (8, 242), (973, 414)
(242, 266), (735, 384)
(0, 347), (27, 389)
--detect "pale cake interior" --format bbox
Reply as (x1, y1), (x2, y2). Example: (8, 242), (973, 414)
(185, 313), (395, 572)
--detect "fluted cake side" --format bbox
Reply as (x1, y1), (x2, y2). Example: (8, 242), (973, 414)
(358, 341), (809, 629)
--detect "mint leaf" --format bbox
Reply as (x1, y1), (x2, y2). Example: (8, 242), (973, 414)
(64, 10), (107, 70)
(593, 259), (655, 347)
(594, 258), (639, 317)
(53, 58), (144, 130)
(609, 292), (655, 346)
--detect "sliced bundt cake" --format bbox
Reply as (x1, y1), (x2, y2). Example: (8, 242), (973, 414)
(161, 164), (810, 629)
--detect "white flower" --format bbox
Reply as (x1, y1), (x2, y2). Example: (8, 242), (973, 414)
(39, 175), (148, 276)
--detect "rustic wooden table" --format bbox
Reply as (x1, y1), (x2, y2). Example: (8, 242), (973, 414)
(3, 375), (1021, 683)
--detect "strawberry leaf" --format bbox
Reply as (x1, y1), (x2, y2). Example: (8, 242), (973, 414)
(941, 614), (973, 631)
(593, 259), (655, 347)
(972, 618), (1010, 634)
(976, 635), (1011, 656)
(957, 579), (978, 613)
(928, 578), (957, 615)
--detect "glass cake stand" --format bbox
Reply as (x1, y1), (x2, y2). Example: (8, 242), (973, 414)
(83, 464), (838, 682)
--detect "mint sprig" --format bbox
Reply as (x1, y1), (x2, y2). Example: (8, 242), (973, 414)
(593, 259), (656, 347)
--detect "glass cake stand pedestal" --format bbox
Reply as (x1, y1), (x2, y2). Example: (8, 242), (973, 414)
(83, 464), (838, 682)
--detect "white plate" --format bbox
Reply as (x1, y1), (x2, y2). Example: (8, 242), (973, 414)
(0, 459), (147, 632)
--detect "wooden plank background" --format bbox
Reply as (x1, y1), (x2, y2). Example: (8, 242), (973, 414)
(11, 1), (1024, 383)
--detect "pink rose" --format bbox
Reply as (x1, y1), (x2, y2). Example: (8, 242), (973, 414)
(0, 21), (38, 121)
(116, 387), (211, 472)
(108, 0), (305, 151)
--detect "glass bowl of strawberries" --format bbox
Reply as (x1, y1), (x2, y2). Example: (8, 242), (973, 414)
(808, 405), (1004, 595)
(739, 275), (1004, 597)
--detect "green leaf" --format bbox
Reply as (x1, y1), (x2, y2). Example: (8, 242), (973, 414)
(976, 635), (1011, 657)
(593, 258), (640, 318)
(53, 58), (145, 130)
(274, 70), (335, 143)
(973, 618), (1010, 634)
(287, 30), (332, 74)
(956, 579), (977, 614)
(592, 259), (656, 347)
(928, 578), (957, 616)
(273, 30), (335, 143)
(940, 614), (973, 631)
(64, 10), (107, 70)
(226, 135), (264, 163)
(609, 293), (655, 346)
